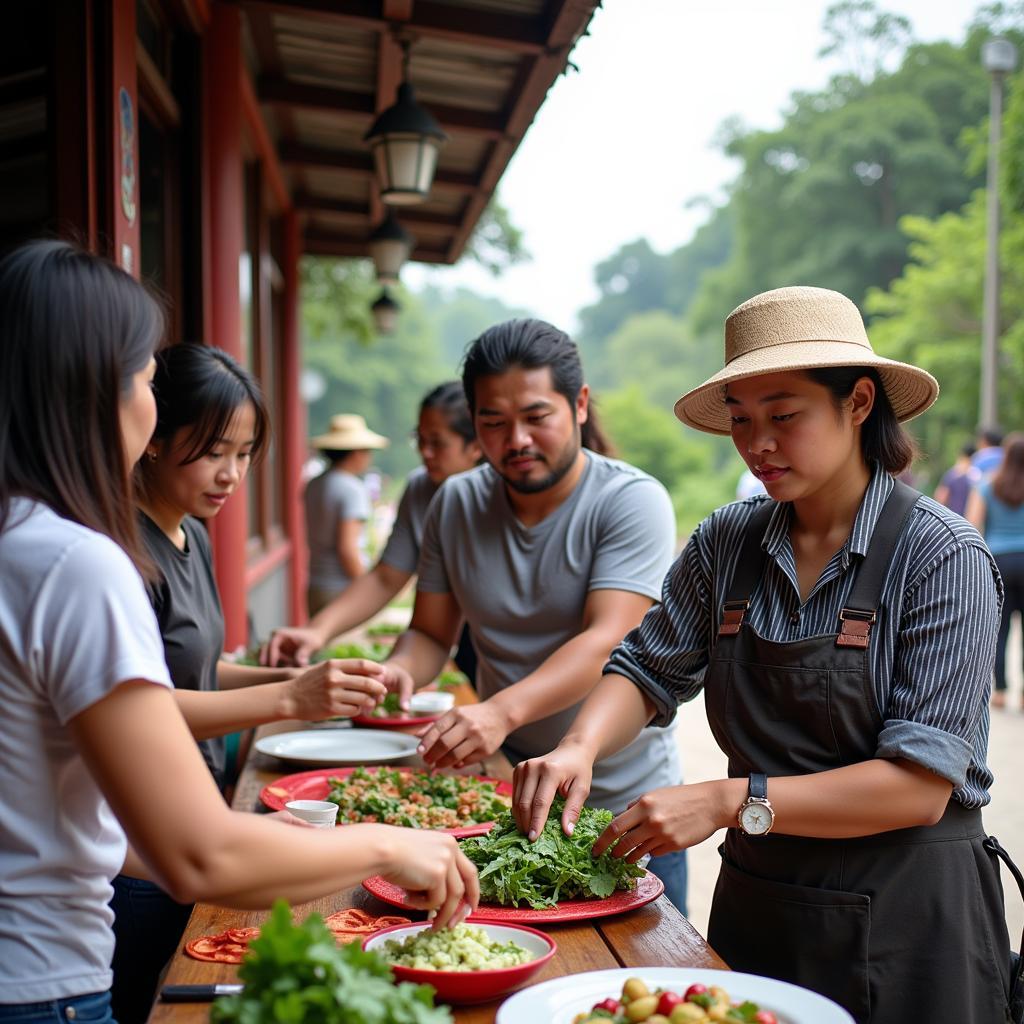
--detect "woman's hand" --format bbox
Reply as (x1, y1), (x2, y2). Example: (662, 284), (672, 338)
(378, 829), (480, 930)
(376, 661), (417, 710)
(261, 626), (325, 667)
(592, 782), (731, 862)
(512, 740), (595, 840)
(283, 659), (388, 720)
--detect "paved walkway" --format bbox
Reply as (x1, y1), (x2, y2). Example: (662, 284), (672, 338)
(675, 620), (1024, 945)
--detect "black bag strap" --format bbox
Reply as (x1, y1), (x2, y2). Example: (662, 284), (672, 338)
(835, 480), (921, 650)
(718, 500), (775, 637)
(984, 836), (1024, 1022)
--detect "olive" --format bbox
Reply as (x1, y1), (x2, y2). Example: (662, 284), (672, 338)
(625, 995), (659, 1021)
(622, 978), (650, 1002)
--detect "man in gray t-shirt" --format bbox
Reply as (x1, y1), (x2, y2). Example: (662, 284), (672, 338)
(376, 319), (686, 911)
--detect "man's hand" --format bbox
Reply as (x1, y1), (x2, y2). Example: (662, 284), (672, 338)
(283, 659), (388, 720)
(512, 740), (594, 840)
(377, 828), (480, 931)
(262, 626), (324, 667)
(591, 783), (725, 863)
(416, 702), (513, 770)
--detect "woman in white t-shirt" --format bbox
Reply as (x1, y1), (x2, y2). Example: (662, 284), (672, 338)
(0, 241), (477, 1021)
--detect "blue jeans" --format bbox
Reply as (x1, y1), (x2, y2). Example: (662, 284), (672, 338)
(647, 847), (688, 918)
(0, 992), (113, 1024)
(110, 875), (193, 1023)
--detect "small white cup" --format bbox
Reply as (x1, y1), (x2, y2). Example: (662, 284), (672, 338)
(285, 799), (340, 829)
(409, 691), (456, 715)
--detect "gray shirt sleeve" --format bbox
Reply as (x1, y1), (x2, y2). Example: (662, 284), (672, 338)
(589, 475), (676, 600)
(415, 486), (451, 593)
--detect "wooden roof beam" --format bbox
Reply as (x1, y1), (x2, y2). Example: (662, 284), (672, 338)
(293, 192), (461, 228)
(303, 227), (450, 264)
(232, 0), (548, 56)
(258, 76), (507, 140)
(277, 141), (478, 194)
(444, 0), (597, 262)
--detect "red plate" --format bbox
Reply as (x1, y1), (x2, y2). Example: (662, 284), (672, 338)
(350, 711), (439, 729)
(259, 766), (512, 839)
(361, 870), (665, 923)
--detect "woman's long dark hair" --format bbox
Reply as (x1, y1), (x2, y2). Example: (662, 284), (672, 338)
(991, 433), (1024, 508)
(806, 367), (918, 474)
(142, 343), (269, 467)
(0, 240), (163, 571)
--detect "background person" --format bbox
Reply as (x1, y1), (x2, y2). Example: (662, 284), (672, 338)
(367, 319), (688, 913)
(972, 427), (1005, 478)
(967, 432), (1024, 711)
(934, 442), (979, 517)
(265, 382), (481, 672)
(113, 342), (393, 1021)
(0, 241), (476, 1024)
(514, 287), (1011, 1024)
(305, 414), (389, 615)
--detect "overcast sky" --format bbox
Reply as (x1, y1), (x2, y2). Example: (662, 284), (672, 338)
(403, 0), (984, 331)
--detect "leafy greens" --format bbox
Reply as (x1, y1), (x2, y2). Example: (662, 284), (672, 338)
(460, 798), (645, 909)
(211, 900), (452, 1024)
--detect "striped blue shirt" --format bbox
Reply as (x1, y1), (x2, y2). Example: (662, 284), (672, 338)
(606, 465), (1002, 808)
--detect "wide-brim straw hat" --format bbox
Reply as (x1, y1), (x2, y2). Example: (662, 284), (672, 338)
(311, 414), (389, 450)
(674, 286), (939, 435)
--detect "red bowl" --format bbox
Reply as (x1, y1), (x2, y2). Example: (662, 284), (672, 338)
(363, 919), (556, 1005)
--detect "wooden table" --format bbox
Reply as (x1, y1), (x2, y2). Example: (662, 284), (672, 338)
(149, 684), (727, 1022)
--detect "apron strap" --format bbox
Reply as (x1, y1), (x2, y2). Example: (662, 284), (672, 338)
(836, 480), (921, 650)
(718, 500), (775, 637)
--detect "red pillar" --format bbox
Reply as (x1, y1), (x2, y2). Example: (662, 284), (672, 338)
(282, 210), (309, 624)
(203, 5), (249, 650)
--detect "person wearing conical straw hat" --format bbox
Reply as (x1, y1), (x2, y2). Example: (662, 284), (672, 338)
(305, 414), (389, 616)
(513, 287), (1013, 1023)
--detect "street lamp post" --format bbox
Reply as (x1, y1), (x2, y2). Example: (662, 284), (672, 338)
(980, 37), (1017, 432)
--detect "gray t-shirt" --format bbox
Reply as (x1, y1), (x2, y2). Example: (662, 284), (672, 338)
(0, 499), (171, 1002)
(417, 451), (681, 812)
(142, 513), (226, 785)
(305, 468), (371, 591)
(380, 467), (439, 574)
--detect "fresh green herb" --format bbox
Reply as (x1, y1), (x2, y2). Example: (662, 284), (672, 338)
(211, 900), (451, 1024)
(366, 622), (405, 636)
(371, 693), (404, 717)
(312, 642), (389, 663)
(434, 671), (467, 692)
(460, 798), (645, 909)
(726, 1003), (762, 1021)
(690, 993), (713, 1009)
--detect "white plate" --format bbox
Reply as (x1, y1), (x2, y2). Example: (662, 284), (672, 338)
(254, 729), (420, 766)
(495, 967), (854, 1024)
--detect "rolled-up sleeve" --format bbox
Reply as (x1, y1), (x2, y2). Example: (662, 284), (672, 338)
(875, 541), (1002, 787)
(604, 522), (717, 727)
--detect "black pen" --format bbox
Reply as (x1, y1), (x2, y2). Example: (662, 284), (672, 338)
(160, 984), (244, 1002)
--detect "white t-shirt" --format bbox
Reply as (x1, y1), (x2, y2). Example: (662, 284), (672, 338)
(0, 499), (172, 1002)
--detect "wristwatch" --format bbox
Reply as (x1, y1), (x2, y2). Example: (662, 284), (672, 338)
(737, 772), (775, 836)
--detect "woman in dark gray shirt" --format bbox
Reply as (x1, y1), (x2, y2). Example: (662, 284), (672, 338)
(111, 344), (392, 1022)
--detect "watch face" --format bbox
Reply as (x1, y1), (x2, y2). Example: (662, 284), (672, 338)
(740, 802), (772, 835)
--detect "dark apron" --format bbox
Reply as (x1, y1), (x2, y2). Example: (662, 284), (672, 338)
(704, 483), (1012, 1024)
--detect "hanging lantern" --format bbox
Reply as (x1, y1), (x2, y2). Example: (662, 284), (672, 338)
(371, 288), (401, 334)
(364, 42), (447, 205)
(368, 211), (415, 283)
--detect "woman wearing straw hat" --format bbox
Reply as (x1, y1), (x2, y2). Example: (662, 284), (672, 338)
(305, 413), (389, 616)
(513, 287), (1014, 1023)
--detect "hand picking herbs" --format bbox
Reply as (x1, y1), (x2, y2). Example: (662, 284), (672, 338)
(460, 798), (645, 909)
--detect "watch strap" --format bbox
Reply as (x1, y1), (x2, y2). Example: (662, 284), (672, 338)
(749, 772), (768, 801)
